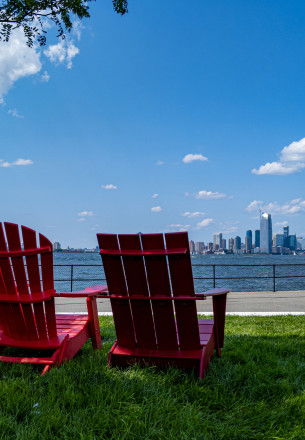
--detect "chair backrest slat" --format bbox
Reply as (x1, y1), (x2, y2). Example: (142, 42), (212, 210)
(1, 223), (30, 339)
(97, 234), (136, 348)
(141, 233), (178, 350)
(165, 232), (201, 350)
(0, 223), (57, 342)
(38, 233), (56, 338)
(119, 234), (156, 350)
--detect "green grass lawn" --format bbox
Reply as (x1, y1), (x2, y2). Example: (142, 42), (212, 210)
(0, 316), (304, 440)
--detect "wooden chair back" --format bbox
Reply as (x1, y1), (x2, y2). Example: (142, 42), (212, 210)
(97, 232), (201, 351)
(0, 222), (57, 341)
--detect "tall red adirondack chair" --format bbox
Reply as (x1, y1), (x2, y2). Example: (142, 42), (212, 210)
(97, 231), (231, 378)
(0, 222), (107, 375)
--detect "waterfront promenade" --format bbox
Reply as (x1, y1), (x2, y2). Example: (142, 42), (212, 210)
(55, 290), (305, 315)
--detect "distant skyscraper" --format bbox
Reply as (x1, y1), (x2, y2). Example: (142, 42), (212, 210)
(222, 239), (226, 250)
(260, 212), (272, 253)
(283, 226), (289, 237)
(254, 230), (260, 248)
(245, 230), (252, 253)
(228, 238), (234, 251)
(189, 240), (195, 253)
(273, 233), (284, 247)
(234, 236), (241, 250)
(213, 233), (223, 250)
(53, 241), (61, 250)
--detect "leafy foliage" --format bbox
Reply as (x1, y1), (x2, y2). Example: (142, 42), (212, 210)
(0, 0), (128, 47)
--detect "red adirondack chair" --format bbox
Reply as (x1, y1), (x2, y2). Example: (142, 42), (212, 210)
(97, 231), (231, 378)
(0, 222), (107, 375)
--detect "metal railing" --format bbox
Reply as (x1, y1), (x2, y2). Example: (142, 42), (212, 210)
(53, 263), (305, 292)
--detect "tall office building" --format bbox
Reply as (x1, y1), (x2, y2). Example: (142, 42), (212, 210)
(222, 239), (226, 250)
(228, 238), (234, 251)
(53, 241), (61, 250)
(245, 230), (252, 253)
(283, 226), (289, 237)
(234, 236), (241, 250)
(189, 240), (195, 253)
(260, 212), (272, 253)
(254, 230), (260, 248)
(273, 233), (284, 247)
(213, 233), (223, 250)
(195, 241), (204, 253)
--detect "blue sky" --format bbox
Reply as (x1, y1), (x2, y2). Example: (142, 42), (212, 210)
(1, 0), (305, 248)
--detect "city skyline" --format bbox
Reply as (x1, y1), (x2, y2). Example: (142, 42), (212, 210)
(2, 2), (305, 247)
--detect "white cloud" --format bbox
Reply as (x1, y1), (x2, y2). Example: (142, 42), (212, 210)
(101, 184), (117, 190)
(156, 160), (164, 165)
(195, 190), (226, 199)
(77, 211), (94, 217)
(181, 211), (205, 218)
(152, 193), (159, 198)
(196, 218), (214, 229)
(72, 20), (84, 41)
(0, 28), (42, 101)
(8, 108), (24, 118)
(252, 137), (305, 175)
(252, 161), (305, 176)
(274, 221), (288, 226)
(78, 218), (86, 222)
(0, 158), (33, 167)
(44, 40), (79, 69)
(41, 71), (50, 82)
(151, 206), (162, 212)
(182, 153), (208, 164)
(246, 199), (305, 216)
(13, 158), (33, 165)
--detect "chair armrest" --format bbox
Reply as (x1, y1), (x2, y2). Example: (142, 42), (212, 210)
(198, 288), (231, 297)
(53, 285), (108, 298)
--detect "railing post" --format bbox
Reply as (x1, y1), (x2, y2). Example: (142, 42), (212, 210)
(71, 265), (74, 292)
(213, 265), (216, 288)
(273, 265), (276, 292)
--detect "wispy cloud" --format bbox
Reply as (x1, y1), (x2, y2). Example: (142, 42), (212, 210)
(77, 211), (95, 217)
(194, 190), (227, 199)
(181, 211), (205, 218)
(8, 108), (24, 118)
(101, 184), (117, 190)
(195, 218), (214, 229)
(41, 71), (50, 82)
(151, 206), (162, 212)
(156, 160), (164, 165)
(152, 193), (159, 198)
(252, 137), (305, 175)
(0, 158), (33, 167)
(44, 40), (79, 69)
(246, 199), (305, 215)
(274, 221), (288, 226)
(182, 153), (208, 164)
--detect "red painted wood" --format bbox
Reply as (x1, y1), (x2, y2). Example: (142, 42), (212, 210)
(97, 230), (229, 378)
(165, 232), (201, 350)
(212, 293), (227, 354)
(100, 248), (187, 256)
(86, 296), (102, 349)
(0, 223), (102, 374)
(118, 234), (156, 350)
(141, 233), (178, 350)
(97, 234), (136, 348)
(2, 223), (29, 340)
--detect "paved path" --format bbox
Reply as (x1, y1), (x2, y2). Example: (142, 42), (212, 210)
(55, 290), (305, 315)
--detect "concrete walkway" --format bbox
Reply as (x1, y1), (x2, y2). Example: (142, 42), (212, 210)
(55, 290), (305, 315)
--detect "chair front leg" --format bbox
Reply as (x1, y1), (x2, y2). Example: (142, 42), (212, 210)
(86, 296), (102, 349)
